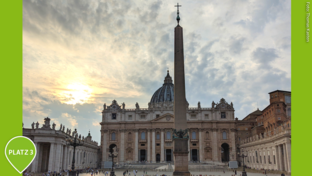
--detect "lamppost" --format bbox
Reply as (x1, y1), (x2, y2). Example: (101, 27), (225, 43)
(109, 144), (117, 176)
(237, 152), (247, 176)
(66, 129), (84, 176)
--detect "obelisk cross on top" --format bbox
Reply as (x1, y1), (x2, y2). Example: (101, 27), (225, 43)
(175, 3), (181, 24)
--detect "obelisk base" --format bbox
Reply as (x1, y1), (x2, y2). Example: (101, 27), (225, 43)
(173, 138), (190, 176)
(69, 171), (76, 176)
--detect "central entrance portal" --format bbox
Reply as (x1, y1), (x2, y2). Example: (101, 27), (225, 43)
(166, 149), (172, 162)
(221, 143), (229, 162)
(140, 150), (146, 161)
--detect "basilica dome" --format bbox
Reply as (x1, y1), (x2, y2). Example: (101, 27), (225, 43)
(150, 71), (174, 103)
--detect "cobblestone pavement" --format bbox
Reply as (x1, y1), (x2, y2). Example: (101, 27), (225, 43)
(77, 170), (290, 176)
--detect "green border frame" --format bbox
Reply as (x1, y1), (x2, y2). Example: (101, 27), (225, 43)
(292, 1), (312, 176)
(0, 0), (22, 175)
(0, 0), (311, 175)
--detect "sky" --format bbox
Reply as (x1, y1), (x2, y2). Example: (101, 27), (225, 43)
(23, 0), (291, 143)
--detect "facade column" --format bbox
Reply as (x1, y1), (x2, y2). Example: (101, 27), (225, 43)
(147, 130), (151, 162)
(285, 140), (291, 172)
(31, 142), (40, 172)
(152, 130), (156, 163)
(199, 129), (203, 162)
(212, 129), (218, 161)
(230, 129), (236, 161)
(283, 144), (288, 172)
(161, 129), (164, 162)
(134, 130), (138, 162)
(102, 130), (108, 167)
(120, 130), (125, 163)
(48, 143), (55, 171)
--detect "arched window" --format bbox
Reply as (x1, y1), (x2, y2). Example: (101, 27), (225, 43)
(141, 132), (146, 140)
(128, 132), (132, 141)
(222, 131), (227, 139)
(111, 132), (116, 141)
(156, 133), (160, 140)
(166, 131), (171, 140)
(192, 131), (196, 139)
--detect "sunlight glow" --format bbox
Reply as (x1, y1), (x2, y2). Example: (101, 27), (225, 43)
(61, 83), (93, 105)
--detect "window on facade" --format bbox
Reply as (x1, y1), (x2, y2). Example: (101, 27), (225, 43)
(141, 144), (145, 146)
(268, 155), (271, 164)
(128, 115), (132, 120)
(205, 114), (209, 119)
(239, 137), (240, 141)
(287, 108), (291, 117)
(221, 112), (226, 118)
(260, 156), (262, 163)
(192, 143), (196, 146)
(156, 133), (160, 140)
(166, 131), (171, 140)
(191, 115), (196, 118)
(222, 131), (227, 139)
(206, 132), (209, 139)
(192, 131), (196, 139)
(264, 156), (266, 164)
(277, 109), (280, 113)
(256, 151), (258, 163)
(285, 95), (291, 104)
(112, 113), (117, 120)
(128, 133), (132, 141)
(140, 115), (145, 119)
(141, 132), (146, 140)
(111, 132), (116, 141)
(156, 143), (160, 146)
(156, 114), (160, 118)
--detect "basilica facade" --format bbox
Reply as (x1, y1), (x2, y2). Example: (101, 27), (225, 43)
(100, 71), (237, 167)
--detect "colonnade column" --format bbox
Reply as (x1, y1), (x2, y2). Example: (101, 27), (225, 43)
(147, 129), (151, 162)
(199, 129), (203, 162)
(275, 146), (279, 170)
(277, 145), (283, 171)
(283, 144), (288, 172)
(285, 140), (291, 172)
(160, 129), (164, 162)
(63, 146), (68, 170)
(48, 143), (55, 171)
(31, 142), (40, 172)
(120, 130), (125, 163)
(134, 130), (138, 162)
(152, 130), (156, 163)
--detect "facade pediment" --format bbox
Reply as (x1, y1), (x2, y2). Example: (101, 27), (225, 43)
(151, 113), (174, 122)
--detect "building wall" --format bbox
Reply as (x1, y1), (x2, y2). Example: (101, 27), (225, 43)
(239, 122), (291, 172)
(100, 98), (236, 167)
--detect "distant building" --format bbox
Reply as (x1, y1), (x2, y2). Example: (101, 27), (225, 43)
(237, 90), (291, 173)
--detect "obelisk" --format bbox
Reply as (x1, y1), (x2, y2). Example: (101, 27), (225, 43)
(173, 3), (190, 176)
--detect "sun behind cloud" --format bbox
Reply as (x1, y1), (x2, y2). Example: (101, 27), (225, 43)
(60, 83), (93, 105)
